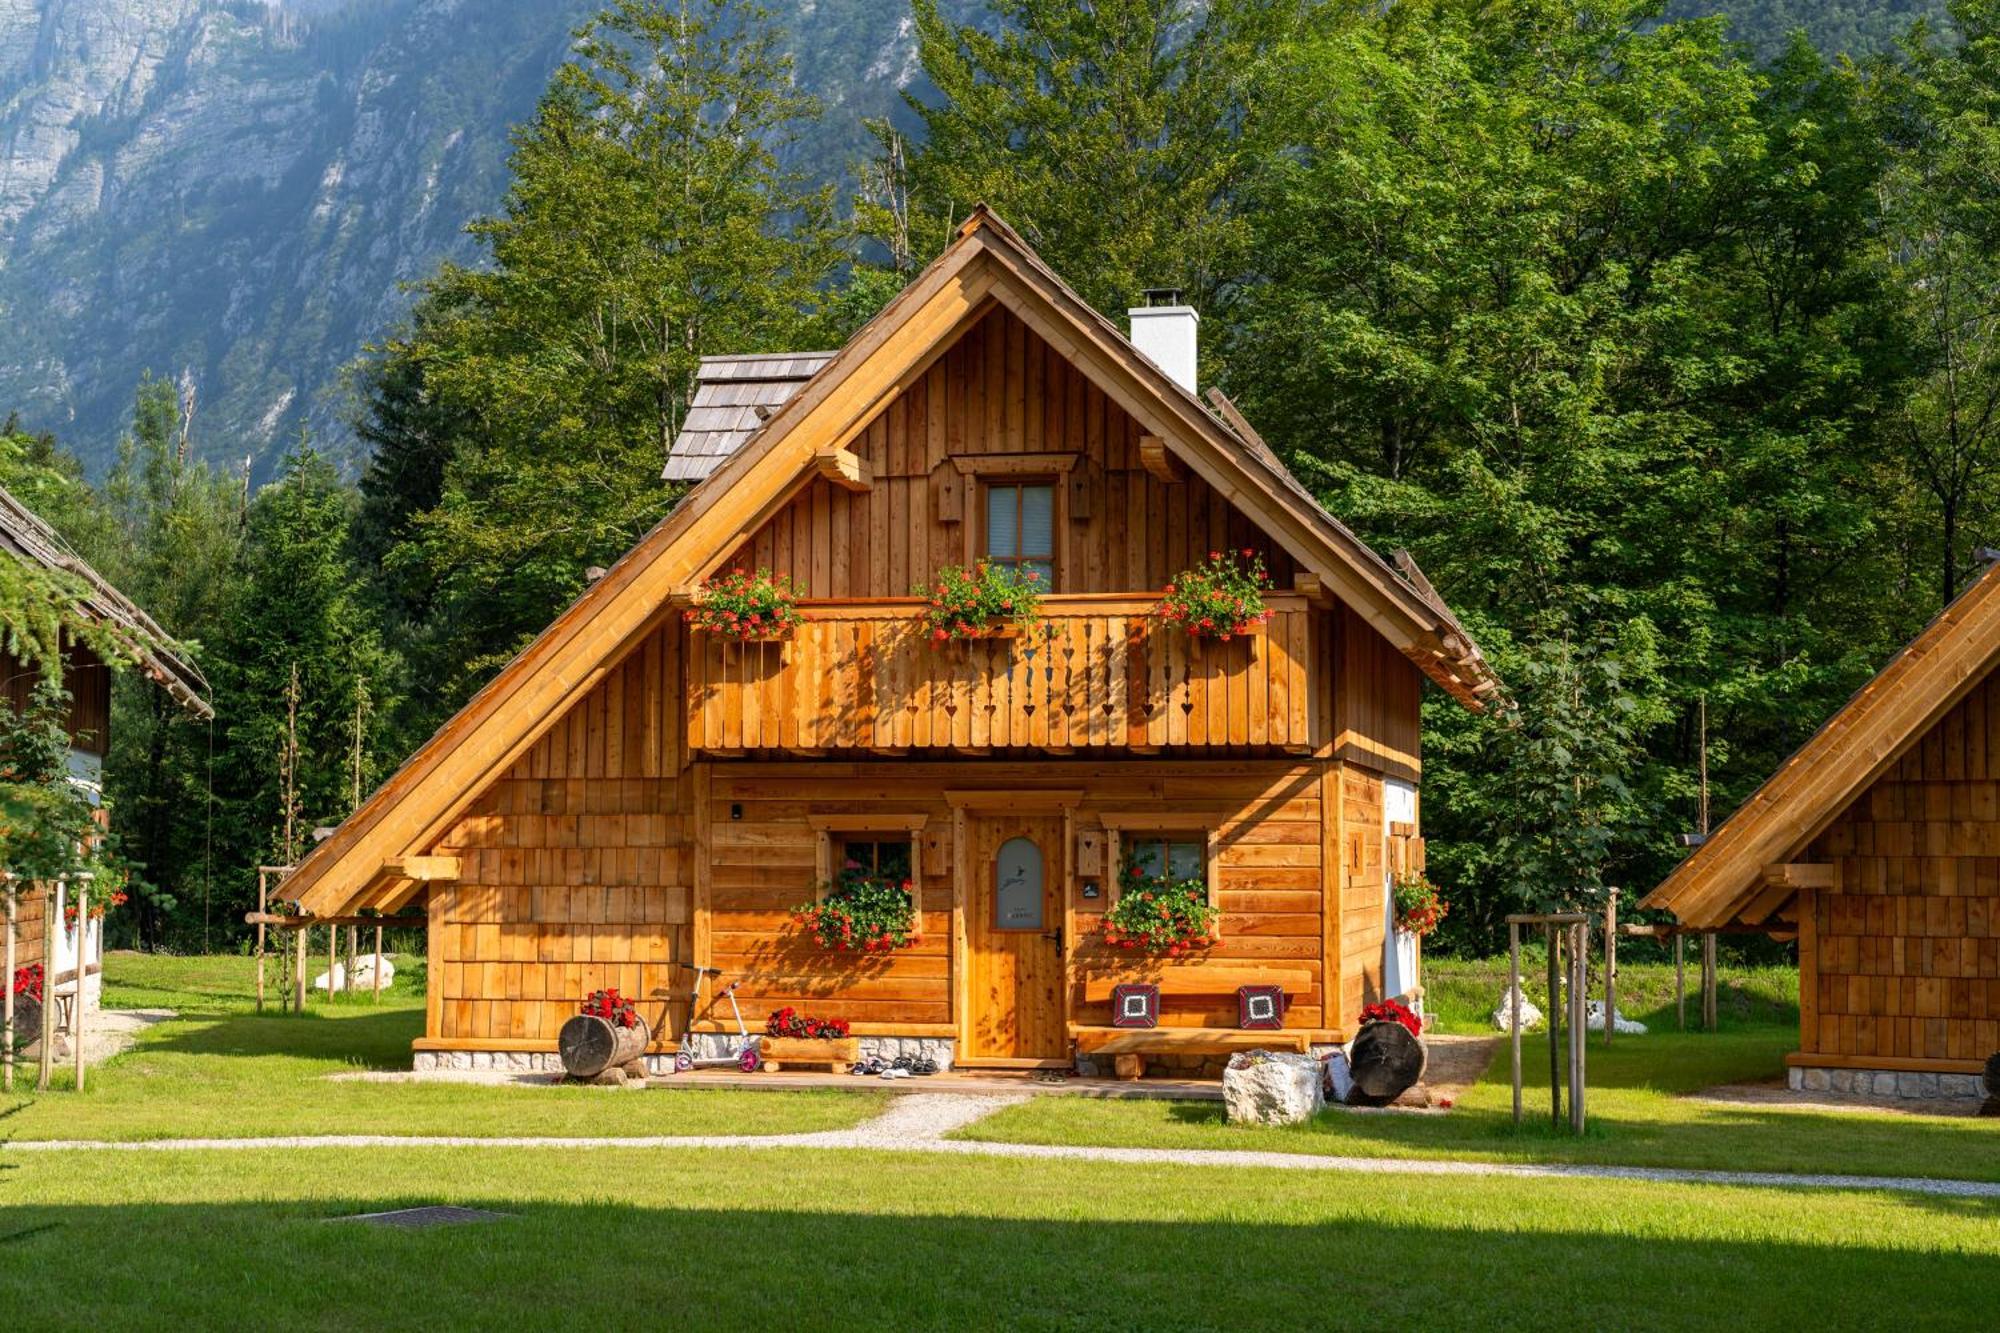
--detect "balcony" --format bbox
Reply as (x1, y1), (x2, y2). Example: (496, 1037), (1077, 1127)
(685, 592), (1318, 754)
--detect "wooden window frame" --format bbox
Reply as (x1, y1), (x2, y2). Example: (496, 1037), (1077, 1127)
(808, 813), (927, 910)
(977, 478), (1059, 588)
(1096, 812), (1223, 939)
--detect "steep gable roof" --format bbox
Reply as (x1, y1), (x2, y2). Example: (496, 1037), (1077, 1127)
(1643, 560), (2000, 927)
(1, 485), (211, 718)
(284, 206), (1497, 916)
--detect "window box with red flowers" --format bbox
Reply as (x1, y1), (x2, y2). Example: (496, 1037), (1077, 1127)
(1100, 859), (1219, 956)
(915, 561), (1041, 645)
(1155, 549), (1274, 642)
(687, 568), (802, 642)
(793, 861), (919, 952)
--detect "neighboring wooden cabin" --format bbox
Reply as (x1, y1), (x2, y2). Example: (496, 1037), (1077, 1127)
(284, 209), (1498, 1074)
(2, 484), (211, 993)
(1645, 564), (2000, 1099)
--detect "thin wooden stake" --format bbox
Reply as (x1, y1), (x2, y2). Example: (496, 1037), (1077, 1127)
(1508, 922), (1523, 1126)
(371, 925), (383, 1003)
(327, 926), (336, 1002)
(1675, 932), (1686, 1031)
(3, 879), (16, 1095)
(1569, 922), (1587, 1134)
(255, 868), (267, 1014)
(293, 925), (306, 1011)
(1604, 889), (1618, 1048)
(1702, 930), (1718, 1032)
(72, 879), (87, 1092)
(1546, 923), (1562, 1129)
(37, 882), (56, 1090)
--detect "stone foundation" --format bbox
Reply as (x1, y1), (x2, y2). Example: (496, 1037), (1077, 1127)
(1788, 1065), (1986, 1101)
(414, 1035), (957, 1075)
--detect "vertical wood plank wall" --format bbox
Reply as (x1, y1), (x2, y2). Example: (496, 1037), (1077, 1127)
(2, 644), (112, 756)
(725, 306), (1300, 598)
(1807, 670), (2000, 1064)
(425, 627), (694, 1047)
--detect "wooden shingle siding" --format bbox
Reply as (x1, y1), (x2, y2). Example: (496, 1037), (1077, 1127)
(1807, 669), (2000, 1063)
(425, 626), (694, 1047)
(726, 306), (1300, 599)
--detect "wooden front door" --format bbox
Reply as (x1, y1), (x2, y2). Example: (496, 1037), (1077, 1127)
(964, 812), (1066, 1062)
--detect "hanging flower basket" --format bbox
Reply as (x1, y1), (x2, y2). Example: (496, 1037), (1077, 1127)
(63, 888), (128, 927)
(793, 864), (919, 952)
(687, 568), (802, 641)
(1100, 861), (1218, 956)
(1155, 549), (1274, 641)
(916, 562), (1042, 645)
(1392, 871), (1448, 937)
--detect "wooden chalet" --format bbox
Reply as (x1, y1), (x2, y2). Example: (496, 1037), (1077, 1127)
(2, 484), (212, 1001)
(284, 209), (1498, 1075)
(1645, 563), (2000, 1098)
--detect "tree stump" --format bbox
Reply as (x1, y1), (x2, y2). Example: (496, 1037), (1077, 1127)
(558, 1014), (650, 1080)
(1345, 1020), (1427, 1106)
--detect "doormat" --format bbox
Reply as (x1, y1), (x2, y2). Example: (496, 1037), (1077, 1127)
(330, 1205), (513, 1229)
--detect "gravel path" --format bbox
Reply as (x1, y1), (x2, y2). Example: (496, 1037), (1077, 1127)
(8, 1091), (1998, 1200)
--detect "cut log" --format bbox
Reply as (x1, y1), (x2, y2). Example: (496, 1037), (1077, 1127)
(558, 1014), (650, 1079)
(1345, 1020), (1427, 1106)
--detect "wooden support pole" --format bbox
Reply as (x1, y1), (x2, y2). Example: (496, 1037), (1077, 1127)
(1702, 931), (1718, 1031)
(255, 868), (267, 1014)
(72, 879), (87, 1093)
(372, 924), (384, 1004)
(3, 879), (16, 1095)
(1569, 921), (1587, 1134)
(1508, 922), (1523, 1126)
(1546, 923), (1562, 1129)
(326, 926), (336, 1002)
(37, 882), (56, 1090)
(293, 925), (306, 1011)
(1604, 889), (1618, 1048)
(1675, 932), (1685, 1031)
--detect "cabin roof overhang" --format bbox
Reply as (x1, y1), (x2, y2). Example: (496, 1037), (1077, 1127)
(283, 205), (1496, 918)
(1643, 560), (2000, 928)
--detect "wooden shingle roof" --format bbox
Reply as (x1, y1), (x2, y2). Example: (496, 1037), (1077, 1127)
(662, 353), (834, 481)
(1643, 560), (2000, 927)
(0, 485), (211, 717)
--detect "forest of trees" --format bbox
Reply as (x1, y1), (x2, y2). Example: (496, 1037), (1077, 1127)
(10, 0), (2000, 956)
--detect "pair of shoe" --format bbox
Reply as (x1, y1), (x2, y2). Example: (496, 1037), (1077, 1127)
(889, 1054), (941, 1077)
(848, 1057), (887, 1076)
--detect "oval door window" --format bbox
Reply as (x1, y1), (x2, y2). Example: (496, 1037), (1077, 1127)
(994, 836), (1044, 930)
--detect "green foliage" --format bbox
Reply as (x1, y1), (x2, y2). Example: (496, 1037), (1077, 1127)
(794, 862), (920, 951)
(374, 0), (848, 714)
(0, 679), (100, 885)
(1102, 862), (1218, 955)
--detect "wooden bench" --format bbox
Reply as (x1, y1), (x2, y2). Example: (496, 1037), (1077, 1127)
(1074, 964), (1317, 1079)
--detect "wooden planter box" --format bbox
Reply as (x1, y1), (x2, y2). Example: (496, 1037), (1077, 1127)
(694, 625), (795, 643)
(759, 1036), (860, 1072)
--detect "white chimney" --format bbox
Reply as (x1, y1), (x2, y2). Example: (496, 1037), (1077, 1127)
(1128, 289), (1198, 393)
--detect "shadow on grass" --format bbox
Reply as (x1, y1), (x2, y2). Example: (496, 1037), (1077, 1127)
(126, 1008), (423, 1071)
(0, 1196), (1993, 1327)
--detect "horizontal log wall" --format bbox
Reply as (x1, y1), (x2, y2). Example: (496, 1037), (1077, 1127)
(427, 626), (693, 1046)
(726, 304), (1300, 599)
(685, 595), (1316, 754)
(1808, 670), (2000, 1064)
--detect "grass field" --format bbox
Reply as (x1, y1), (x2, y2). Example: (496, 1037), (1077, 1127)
(962, 959), (2000, 1182)
(3, 1146), (1996, 1328)
(0, 951), (880, 1141)
(3, 953), (1998, 1328)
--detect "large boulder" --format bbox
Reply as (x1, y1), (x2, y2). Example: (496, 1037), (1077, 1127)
(1223, 1050), (1325, 1126)
(1491, 984), (1543, 1033)
(1585, 1000), (1647, 1035)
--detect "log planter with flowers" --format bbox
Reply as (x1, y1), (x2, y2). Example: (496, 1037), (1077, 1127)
(1344, 998), (1428, 1106)
(758, 1007), (858, 1072)
(1155, 549), (1275, 651)
(916, 561), (1042, 649)
(687, 568), (803, 643)
(558, 988), (651, 1082)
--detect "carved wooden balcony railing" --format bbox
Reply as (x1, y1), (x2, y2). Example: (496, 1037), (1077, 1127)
(685, 593), (1318, 753)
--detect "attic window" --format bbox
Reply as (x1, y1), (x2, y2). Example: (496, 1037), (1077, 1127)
(984, 482), (1055, 587)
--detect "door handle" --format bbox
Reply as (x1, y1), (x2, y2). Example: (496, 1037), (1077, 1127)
(1043, 927), (1064, 951)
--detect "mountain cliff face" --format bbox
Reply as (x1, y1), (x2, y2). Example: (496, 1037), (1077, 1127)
(0, 0), (921, 476)
(0, 0), (1933, 476)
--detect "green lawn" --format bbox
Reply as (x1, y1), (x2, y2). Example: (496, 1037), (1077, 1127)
(964, 961), (2000, 1183)
(1, 951), (881, 1141)
(3, 1146), (1995, 1328)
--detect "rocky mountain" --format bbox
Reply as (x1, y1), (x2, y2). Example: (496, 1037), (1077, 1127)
(0, 0), (922, 477)
(0, 0), (1943, 477)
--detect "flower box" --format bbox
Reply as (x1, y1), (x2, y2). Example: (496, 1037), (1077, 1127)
(759, 1035), (861, 1072)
